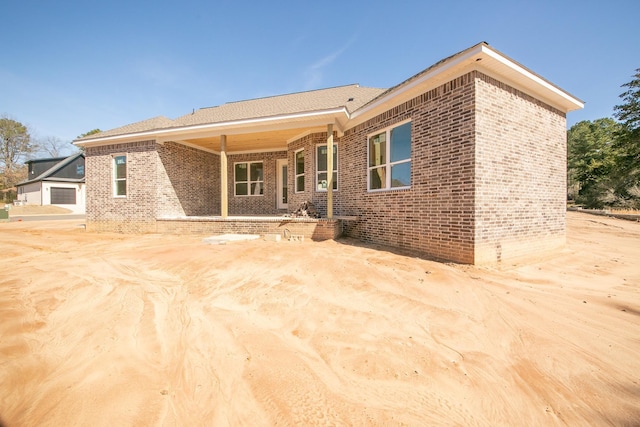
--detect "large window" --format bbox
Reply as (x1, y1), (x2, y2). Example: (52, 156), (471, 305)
(234, 161), (264, 196)
(295, 149), (305, 193)
(316, 144), (338, 191)
(113, 155), (127, 197)
(368, 121), (411, 191)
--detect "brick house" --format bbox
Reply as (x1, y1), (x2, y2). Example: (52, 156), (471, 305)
(75, 42), (583, 264)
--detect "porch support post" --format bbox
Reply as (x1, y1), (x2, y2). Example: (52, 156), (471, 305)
(220, 134), (228, 218)
(326, 124), (334, 219)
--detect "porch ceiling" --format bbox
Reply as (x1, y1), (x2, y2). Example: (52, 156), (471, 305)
(175, 126), (327, 153)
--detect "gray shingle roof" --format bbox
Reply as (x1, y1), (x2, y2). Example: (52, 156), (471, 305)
(92, 116), (175, 139)
(79, 85), (385, 141)
(173, 84), (385, 127)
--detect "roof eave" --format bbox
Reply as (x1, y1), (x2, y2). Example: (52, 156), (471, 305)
(479, 44), (584, 111)
(350, 43), (584, 126)
(74, 108), (351, 147)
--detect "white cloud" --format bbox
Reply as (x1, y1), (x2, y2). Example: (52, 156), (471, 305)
(303, 35), (358, 90)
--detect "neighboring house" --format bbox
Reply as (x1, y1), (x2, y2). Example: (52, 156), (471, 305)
(16, 152), (86, 214)
(74, 42), (583, 264)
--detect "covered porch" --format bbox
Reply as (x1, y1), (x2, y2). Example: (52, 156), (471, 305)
(155, 117), (341, 221)
(79, 84), (381, 237)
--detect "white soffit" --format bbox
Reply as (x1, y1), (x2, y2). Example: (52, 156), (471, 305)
(478, 45), (584, 112)
(75, 108), (349, 147)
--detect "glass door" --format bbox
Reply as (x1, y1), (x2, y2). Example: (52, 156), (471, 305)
(276, 159), (288, 210)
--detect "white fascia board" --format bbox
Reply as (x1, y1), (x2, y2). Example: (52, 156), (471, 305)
(480, 45), (584, 110)
(349, 44), (584, 124)
(350, 46), (482, 121)
(75, 107), (350, 147)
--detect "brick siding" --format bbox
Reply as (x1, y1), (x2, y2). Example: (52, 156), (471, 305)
(330, 73), (477, 263)
(86, 140), (220, 232)
(157, 142), (218, 217)
(473, 72), (567, 263)
(289, 71), (566, 264)
(85, 71), (568, 264)
(85, 140), (159, 233)
(227, 151), (287, 215)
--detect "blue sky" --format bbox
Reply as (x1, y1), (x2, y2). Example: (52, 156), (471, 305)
(2, 0), (639, 156)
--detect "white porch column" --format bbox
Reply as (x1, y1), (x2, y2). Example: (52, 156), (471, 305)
(326, 124), (334, 219)
(220, 135), (228, 218)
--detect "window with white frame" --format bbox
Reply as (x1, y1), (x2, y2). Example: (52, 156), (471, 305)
(316, 143), (338, 191)
(113, 154), (127, 197)
(234, 161), (264, 196)
(295, 149), (305, 193)
(368, 121), (411, 191)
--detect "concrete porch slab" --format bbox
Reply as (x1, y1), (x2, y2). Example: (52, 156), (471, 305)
(203, 234), (261, 245)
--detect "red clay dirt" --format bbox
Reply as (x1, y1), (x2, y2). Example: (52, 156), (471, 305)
(1, 211), (639, 426)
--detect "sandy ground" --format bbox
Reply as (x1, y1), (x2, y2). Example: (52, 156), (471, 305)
(1, 212), (639, 426)
(6, 205), (72, 215)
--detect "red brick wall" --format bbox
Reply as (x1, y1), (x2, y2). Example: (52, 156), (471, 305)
(335, 73), (477, 263)
(85, 140), (159, 233)
(86, 140), (221, 232)
(157, 142), (218, 217)
(227, 151), (287, 215)
(329, 71), (566, 264)
(85, 71), (568, 264)
(474, 72), (567, 263)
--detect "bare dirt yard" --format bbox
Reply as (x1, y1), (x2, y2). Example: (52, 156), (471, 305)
(1, 211), (639, 426)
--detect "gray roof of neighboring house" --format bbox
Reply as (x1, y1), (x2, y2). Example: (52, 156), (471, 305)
(18, 152), (85, 186)
(78, 84), (386, 141)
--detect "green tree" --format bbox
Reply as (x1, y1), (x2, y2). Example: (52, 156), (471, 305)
(75, 129), (102, 152)
(77, 128), (102, 139)
(613, 68), (640, 207)
(0, 116), (35, 201)
(567, 118), (622, 208)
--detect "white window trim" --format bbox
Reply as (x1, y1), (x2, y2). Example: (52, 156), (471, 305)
(112, 153), (127, 198)
(315, 143), (339, 192)
(367, 119), (412, 192)
(234, 160), (264, 197)
(294, 148), (305, 193)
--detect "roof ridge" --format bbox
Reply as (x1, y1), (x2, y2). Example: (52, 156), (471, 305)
(199, 84), (364, 109)
(353, 42), (491, 113)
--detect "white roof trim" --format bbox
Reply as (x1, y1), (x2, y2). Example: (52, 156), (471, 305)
(75, 107), (350, 146)
(351, 43), (583, 123)
(480, 45), (584, 110)
(351, 46), (482, 120)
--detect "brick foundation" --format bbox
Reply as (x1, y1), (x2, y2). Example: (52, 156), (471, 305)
(156, 217), (340, 240)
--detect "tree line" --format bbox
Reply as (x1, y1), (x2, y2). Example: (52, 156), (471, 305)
(568, 69), (640, 209)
